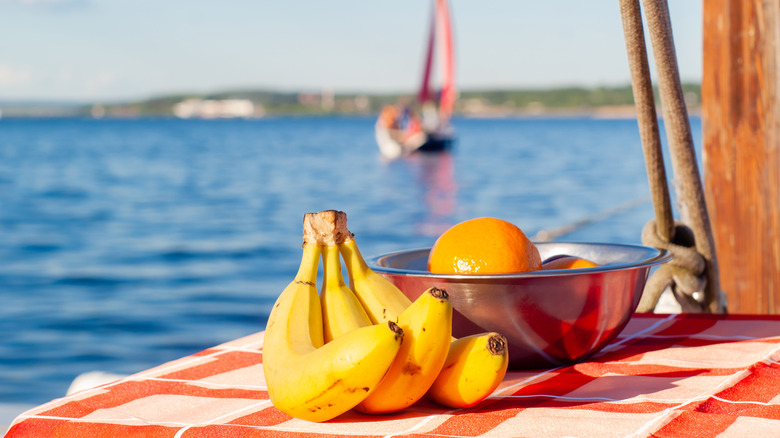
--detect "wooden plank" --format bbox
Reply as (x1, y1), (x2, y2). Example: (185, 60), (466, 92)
(702, 0), (780, 313)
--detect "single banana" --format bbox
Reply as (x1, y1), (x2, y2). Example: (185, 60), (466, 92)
(426, 333), (509, 409)
(262, 238), (404, 422)
(321, 243), (372, 342)
(339, 234), (412, 323)
(356, 287), (453, 414)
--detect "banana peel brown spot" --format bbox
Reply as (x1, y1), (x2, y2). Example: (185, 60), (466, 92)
(388, 321), (404, 342)
(295, 280), (316, 287)
(346, 386), (370, 393)
(403, 360), (422, 375)
(429, 287), (449, 300)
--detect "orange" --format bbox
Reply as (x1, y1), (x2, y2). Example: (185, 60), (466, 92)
(427, 217), (542, 275)
(542, 255), (600, 270)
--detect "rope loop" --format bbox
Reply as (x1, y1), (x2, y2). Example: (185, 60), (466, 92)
(638, 219), (710, 312)
(641, 219), (705, 274)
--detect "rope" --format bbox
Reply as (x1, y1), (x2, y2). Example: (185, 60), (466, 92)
(618, 0), (674, 243)
(638, 220), (708, 312)
(618, 0), (727, 313)
(533, 195), (650, 242)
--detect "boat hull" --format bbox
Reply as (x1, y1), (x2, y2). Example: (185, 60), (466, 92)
(417, 134), (453, 153)
(375, 125), (454, 160)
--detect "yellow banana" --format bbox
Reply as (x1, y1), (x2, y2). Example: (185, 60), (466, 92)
(426, 333), (509, 408)
(262, 241), (404, 422)
(356, 287), (453, 414)
(339, 235), (412, 323)
(321, 243), (372, 342)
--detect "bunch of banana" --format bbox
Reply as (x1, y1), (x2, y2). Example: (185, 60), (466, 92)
(262, 210), (509, 422)
(261, 213), (404, 422)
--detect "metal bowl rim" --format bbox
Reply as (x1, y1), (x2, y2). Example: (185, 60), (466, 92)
(368, 241), (672, 279)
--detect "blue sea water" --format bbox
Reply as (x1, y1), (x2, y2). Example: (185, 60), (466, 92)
(0, 115), (701, 407)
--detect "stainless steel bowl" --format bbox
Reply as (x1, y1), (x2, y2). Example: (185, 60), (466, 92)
(369, 242), (671, 369)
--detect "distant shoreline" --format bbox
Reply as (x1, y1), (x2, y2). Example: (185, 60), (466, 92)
(0, 83), (701, 120)
(0, 105), (701, 121)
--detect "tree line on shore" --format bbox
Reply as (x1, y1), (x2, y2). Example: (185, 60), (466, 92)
(0, 83), (701, 118)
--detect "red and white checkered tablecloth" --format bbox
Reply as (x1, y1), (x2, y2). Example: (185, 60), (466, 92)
(6, 313), (780, 438)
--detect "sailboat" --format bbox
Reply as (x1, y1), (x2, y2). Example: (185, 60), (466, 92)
(375, 0), (456, 160)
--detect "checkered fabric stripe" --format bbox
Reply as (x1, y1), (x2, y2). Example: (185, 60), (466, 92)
(6, 313), (780, 438)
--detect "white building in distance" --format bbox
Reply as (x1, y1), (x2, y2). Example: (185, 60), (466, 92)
(173, 99), (260, 119)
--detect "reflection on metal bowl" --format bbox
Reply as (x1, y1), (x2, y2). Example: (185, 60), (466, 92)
(369, 242), (671, 370)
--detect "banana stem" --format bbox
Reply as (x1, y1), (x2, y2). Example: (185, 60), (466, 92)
(487, 333), (507, 356)
(303, 210), (350, 246)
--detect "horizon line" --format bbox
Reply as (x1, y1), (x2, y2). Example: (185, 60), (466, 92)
(0, 80), (702, 106)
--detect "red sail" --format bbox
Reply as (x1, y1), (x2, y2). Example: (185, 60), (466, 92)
(417, 2), (436, 105)
(436, 0), (456, 121)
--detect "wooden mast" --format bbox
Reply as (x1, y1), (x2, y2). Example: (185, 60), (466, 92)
(702, 0), (780, 313)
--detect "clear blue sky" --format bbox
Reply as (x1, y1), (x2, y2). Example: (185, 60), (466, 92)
(0, 0), (703, 102)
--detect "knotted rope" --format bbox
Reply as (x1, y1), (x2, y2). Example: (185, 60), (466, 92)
(618, 0), (727, 313)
